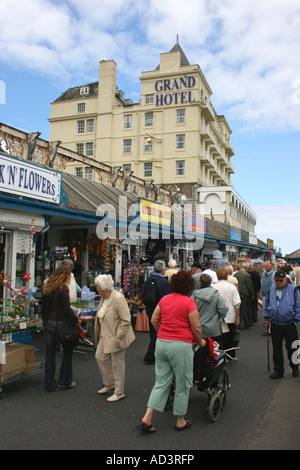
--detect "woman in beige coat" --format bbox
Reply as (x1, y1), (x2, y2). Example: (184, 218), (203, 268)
(94, 274), (135, 402)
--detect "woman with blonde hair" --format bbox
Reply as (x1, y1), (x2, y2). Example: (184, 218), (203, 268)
(94, 274), (135, 402)
(42, 265), (81, 392)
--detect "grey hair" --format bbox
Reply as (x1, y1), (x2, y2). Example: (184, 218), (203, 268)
(168, 259), (176, 268)
(154, 260), (166, 273)
(61, 259), (74, 270)
(94, 274), (114, 291)
(226, 265), (234, 275)
(241, 262), (249, 269)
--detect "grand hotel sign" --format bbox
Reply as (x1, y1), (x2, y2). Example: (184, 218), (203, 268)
(154, 75), (196, 106)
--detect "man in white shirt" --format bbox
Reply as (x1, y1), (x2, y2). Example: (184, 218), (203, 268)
(202, 261), (218, 285)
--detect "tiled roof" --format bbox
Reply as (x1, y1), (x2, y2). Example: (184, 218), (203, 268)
(53, 82), (99, 103)
(155, 42), (190, 70)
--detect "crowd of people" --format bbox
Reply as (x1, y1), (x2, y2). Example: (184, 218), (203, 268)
(41, 258), (300, 433)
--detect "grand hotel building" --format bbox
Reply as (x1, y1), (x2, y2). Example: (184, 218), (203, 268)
(49, 41), (257, 233)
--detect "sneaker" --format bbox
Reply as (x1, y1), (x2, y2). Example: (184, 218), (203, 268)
(97, 385), (115, 394)
(106, 393), (125, 402)
(58, 382), (76, 389)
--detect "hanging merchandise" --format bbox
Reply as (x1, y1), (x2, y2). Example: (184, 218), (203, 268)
(123, 264), (132, 295)
(135, 238), (143, 263)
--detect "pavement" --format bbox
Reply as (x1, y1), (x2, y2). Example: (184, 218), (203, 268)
(0, 314), (300, 452)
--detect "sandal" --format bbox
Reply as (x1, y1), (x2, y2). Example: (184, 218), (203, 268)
(174, 420), (192, 431)
(137, 422), (156, 433)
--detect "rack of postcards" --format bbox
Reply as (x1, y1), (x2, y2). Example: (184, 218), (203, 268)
(0, 272), (45, 399)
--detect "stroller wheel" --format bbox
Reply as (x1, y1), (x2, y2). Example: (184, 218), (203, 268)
(208, 393), (221, 422)
(221, 390), (227, 410)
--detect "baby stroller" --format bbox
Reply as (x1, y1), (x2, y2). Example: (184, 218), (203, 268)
(167, 339), (237, 422)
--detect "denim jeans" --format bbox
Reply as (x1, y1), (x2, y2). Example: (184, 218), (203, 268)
(44, 320), (74, 392)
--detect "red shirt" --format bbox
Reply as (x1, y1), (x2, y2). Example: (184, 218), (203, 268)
(157, 293), (197, 344)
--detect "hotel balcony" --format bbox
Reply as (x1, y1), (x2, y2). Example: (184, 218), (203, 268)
(224, 139), (235, 157)
(199, 99), (214, 121)
(200, 125), (214, 144)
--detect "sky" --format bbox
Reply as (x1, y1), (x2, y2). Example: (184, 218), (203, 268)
(0, 0), (299, 256)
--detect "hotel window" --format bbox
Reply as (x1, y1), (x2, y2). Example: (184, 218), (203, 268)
(145, 112), (153, 127)
(176, 134), (185, 149)
(78, 103), (85, 113)
(176, 160), (185, 176)
(76, 167), (83, 178)
(85, 167), (93, 180)
(144, 142), (153, 152)
(176, 109), (185, 124)
(80, 86), (89, 95)
(123, 164), (131, 172)
(86, 142), (93, 156)
(87, 119), (94, 133)
(145, 94), (154, 104)
(124, 114), (132, 129)
(123, 139), (132, 153)
(76, 143), (84, 155)
(77, 120), (84, 134)
(144, 162), (153, 178)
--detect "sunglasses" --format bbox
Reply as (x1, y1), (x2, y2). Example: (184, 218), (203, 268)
(275, 279), (285, 282)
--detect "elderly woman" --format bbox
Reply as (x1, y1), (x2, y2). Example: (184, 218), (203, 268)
(192, 273), (229, 343)
(214, 268), (241, 358)
(94, 274), (135, 402)
(138, 270), (206, 433)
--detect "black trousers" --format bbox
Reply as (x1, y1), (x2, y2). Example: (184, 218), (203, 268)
(271, 322), (299, 375)
(144, 309), (157, 363)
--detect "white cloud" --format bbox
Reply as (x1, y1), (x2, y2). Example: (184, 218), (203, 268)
(1, 0), (300, 132)
(253, 205), (300, 255)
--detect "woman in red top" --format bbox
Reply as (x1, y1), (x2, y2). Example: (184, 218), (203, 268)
(138, 270), (206, 433)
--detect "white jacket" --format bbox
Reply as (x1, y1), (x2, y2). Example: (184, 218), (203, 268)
(213, 280), (241, 323)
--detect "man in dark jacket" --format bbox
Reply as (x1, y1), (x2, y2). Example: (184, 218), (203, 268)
(142, 260), (171, 364)
(234, 263), (254, 328)
(264, 270), (300, 379)
(248, 264), (261, 324)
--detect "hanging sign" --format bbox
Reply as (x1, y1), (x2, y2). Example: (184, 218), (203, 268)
(0, 153), (61, 204)
(140, 199), (171, 227)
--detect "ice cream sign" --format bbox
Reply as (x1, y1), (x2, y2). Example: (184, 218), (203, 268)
(0, 153), (62, 204)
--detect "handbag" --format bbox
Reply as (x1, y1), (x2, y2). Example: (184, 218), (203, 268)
(57, 322), (80, 344)
(220, 317), (229, 333)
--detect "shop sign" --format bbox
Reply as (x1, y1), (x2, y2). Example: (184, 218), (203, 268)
(248, 232), (257, 245)
(225, 245), (237, 253)
(229, 226), (242, 241)
(0, 154), (61, 204)
(16, 232), (31, 254)
(213, 249), (223, 260)
(267, 238), (274, 249)
(140, 199), (171, 227)
(154, 75), (196, 106)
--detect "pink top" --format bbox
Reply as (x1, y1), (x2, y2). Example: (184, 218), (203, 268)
(157, 293), (197, 344)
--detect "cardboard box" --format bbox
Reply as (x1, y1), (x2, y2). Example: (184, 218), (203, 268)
(24, 344), (35, 373)
(1, 343), (26, 381)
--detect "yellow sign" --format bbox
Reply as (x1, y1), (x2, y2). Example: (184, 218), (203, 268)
(267, 239), (274, 249)
(140, 199), (171, 226)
